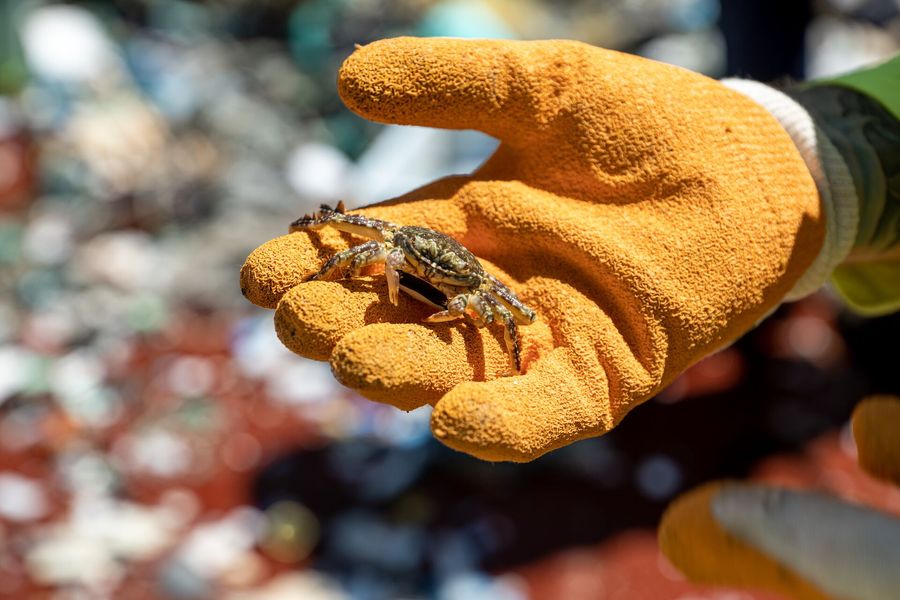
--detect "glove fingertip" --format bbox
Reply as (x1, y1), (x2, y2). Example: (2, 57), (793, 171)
(240, 234), (320, 309)
(336, 38), (407, 123)
(852, 395), (900, 485)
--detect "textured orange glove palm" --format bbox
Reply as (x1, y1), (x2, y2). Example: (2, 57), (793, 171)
(241, 38), (823, 462)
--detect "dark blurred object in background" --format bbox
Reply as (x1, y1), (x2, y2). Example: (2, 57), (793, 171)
(720, 0), (813, 80)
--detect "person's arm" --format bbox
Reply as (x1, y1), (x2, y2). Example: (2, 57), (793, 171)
(792, 56), (900, 314)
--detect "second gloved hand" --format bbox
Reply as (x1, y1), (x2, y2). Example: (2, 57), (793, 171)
(241, 38), (824, 462)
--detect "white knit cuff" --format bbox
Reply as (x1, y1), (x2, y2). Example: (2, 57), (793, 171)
(721, 79), (858, 301)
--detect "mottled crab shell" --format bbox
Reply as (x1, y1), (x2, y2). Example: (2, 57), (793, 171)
(393, 226), (483, 287)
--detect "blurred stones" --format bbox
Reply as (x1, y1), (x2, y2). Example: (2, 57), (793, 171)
(225, 572), (348, 600)
(285, 142), (352, 203)
(0, 471), (48, 522)
(0, 100), (34, 211)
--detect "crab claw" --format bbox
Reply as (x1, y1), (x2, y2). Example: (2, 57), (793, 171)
(385, 249), (406, 305)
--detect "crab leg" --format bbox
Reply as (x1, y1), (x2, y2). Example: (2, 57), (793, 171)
(481, 292), (521, 374)
(424, 294), (470, 323)
(464, 293), (494, 328)
(290, 202), (397, 242)
(487, 274), (537, 325)
(349, 244), (387, 276)
(424, 311), (464, 323)
(308, 240), (382, 281)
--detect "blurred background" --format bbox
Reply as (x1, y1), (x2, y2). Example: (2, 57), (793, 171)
(0, 1), (898, 598)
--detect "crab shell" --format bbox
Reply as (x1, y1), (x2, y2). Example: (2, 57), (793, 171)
(290, 203), (537, 374)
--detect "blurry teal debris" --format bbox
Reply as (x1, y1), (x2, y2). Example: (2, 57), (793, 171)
(17, 267), (63, 309)
(126, 292), (168, 333)
(0, 220), (23, 263)
(170, 396), (222, 431)
(289, 0), (347, 76)
(323, 112), (377, 161)
(157, 558), (212, 600)
(145, 0), (214, 40)
(0, 347), (52, 401)
(665, 0), (720, 32)
(416, 0), (514, 39)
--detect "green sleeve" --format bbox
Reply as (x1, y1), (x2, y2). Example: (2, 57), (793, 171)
(0, 1), (28, 94)
(791, 56), (900, 315)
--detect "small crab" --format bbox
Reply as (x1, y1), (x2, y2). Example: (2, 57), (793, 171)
(290, 202), (536, 374)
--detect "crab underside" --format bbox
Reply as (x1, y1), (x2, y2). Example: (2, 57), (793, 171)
(289, 202), (537, 374)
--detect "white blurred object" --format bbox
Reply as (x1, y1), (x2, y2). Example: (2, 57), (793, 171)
(25, 525), (123, 589)
(267, 359), (338, 406)
(65, 97), (171, 196)
(22, 213), (74, 266)
(118, 428), (194, 478)
(638, 29), (726, 76)
(350, 126), (496, 206)
(232, 316), (340, 405)
(25, 497), (182, 588)
(77, 231), (170, 292)
(232, 316), (292, 379)
(56, 450), (119, 496)
(285, 142), (352, 203)
(175, 507), (265, 580)
(21, 5), (122, 84)
(436, 571), (528, 600)
(50, 349), (121, 428)
(350, 126), (448, 206)
(166, 355), (217, 397)
(0, 472), (49, 522)
(71, 496), (181, 560)
(0, 346), (37, 404)
(226, 572), (349, 600)
(806, 16), (899, 79)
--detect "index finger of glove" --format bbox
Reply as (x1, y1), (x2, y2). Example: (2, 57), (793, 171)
(338, 37), (595, 143)
(240, 182), (470, 309)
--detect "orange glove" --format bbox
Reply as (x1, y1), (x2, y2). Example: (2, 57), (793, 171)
(659, 396), (900, 600)
(241, 38), (823, 462)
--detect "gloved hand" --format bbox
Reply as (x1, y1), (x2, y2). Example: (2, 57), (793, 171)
(241, 37), (823, 462)
(659, 395), (900, 600)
